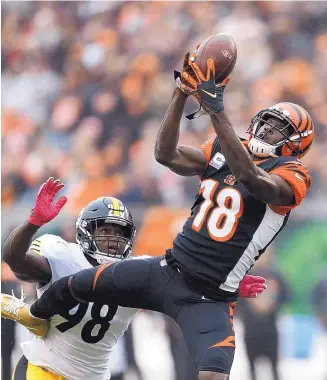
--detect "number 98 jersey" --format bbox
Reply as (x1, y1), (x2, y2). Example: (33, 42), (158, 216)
(172, 137), (311, 301)
(22, 234), (138, 380)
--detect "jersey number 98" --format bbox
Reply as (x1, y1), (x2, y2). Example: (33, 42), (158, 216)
(55, 302), (118, 344)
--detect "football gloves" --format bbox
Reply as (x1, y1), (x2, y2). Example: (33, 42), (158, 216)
(174, 52), (229, 119)
(28, 177), (67, 226)
(174, 52), (199, 99)
(239, 275), (267, 298)
(191, 59), (229, 113)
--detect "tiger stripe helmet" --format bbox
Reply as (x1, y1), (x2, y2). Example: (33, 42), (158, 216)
(247, 102), (314, 158)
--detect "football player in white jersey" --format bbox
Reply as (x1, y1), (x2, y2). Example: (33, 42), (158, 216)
(2, 177), (139, 380)
(2, 177), (267, 380)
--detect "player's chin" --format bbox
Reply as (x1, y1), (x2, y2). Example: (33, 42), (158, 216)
(104, 247), (115, 255)
(98, 245), (124, 258)
(109, 247), (124, 257)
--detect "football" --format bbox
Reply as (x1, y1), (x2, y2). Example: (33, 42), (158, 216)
(192, 33), (237, 83)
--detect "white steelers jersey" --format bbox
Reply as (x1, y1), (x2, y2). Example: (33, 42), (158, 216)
(21, 234), (139, 380)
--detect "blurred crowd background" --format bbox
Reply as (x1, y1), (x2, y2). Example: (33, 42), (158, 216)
(1, 1), (327, 380)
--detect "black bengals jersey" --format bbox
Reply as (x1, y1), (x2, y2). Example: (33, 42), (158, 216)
(172, 136), (311, 301)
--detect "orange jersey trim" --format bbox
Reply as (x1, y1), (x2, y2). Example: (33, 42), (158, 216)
(209, 335), (236, 349)
(200, 137), (215, 167)
(201, 137), (251, 168)
(269, 162), (311, 215)
(93, 263), (113, 291)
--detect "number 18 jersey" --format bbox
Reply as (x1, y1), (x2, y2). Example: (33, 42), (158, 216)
(22, 234), (138, 380)
(172, 137), (311, 301)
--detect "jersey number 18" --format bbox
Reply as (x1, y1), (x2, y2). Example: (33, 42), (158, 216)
(192, 179), (243, 241)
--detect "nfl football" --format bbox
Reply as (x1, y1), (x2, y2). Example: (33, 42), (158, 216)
(192, 33), (237, 83)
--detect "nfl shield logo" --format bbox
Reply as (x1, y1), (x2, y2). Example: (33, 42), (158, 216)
(209, 153), (225, 170)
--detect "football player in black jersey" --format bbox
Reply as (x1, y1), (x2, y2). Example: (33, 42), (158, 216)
(13, 52), (313, 380)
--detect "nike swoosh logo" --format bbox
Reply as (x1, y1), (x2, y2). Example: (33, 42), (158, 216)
(295, 173), (305, 182)
(201, 89), (217, 98)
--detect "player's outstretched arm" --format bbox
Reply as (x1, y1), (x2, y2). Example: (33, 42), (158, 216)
(155, 71), (207, 177)
(189, 60), (295, 206)
(2, 177), (67, 284)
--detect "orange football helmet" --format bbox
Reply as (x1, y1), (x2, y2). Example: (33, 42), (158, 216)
(247, 102), (314, 159)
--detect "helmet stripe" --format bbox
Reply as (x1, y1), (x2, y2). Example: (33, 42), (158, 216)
(286, 102), (302, 131)
(301, 108), (312, 133)
(301, 110), (310, 132)
(288, 102), (312, 133)
(298, 139), (314, 158)
(111, 198), (121, 216)
(297, 106), (310, 132)
(118, 199), (127, 218)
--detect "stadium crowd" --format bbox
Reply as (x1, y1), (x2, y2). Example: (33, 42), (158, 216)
(2, 1), (327, 216)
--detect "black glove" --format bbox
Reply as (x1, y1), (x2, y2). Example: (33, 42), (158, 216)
(191, 58), (228, 114)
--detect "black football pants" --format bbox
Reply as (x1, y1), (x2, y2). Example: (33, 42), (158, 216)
(30, 256), (236, 374)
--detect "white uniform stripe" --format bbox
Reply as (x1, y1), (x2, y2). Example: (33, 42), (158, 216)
(219, 206), (286, 292)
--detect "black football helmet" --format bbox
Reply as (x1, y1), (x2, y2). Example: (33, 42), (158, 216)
(76, 197), (136, 264)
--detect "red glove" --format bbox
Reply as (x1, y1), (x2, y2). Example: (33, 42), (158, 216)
(239, 275), (267, 298)
(28, 177), (67, 227)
